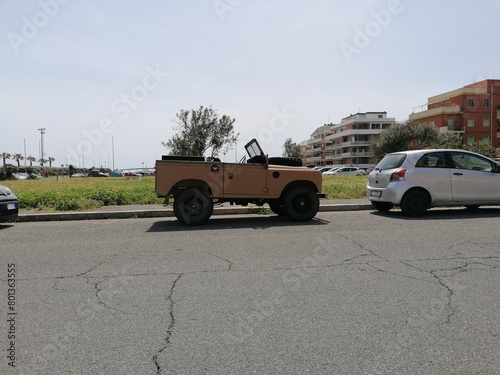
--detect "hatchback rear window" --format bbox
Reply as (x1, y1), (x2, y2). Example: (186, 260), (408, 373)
(375, 154), (406, 170)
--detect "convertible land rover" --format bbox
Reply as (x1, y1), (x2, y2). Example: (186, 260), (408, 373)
(155, 138), (326, 225)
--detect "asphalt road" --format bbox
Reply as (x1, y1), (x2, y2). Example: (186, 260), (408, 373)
(1, 209), (499, 375)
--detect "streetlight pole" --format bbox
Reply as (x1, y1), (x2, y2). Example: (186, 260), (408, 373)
(37, 128), (46, 162)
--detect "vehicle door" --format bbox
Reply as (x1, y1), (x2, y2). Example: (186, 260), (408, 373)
(222, 162), (268, 196)
(449, 151), (500, 202)
(412, 152), (453, 202)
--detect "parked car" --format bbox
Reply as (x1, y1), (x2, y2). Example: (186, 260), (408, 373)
(87, 170), (109, 177)
(0, 185), (18, 222)
(14, 173), (28, 180)
(366, 149), (500, 216)
(71, 173), (86, 178)
(109, 171), (124, 177)
(322, 167), (341, 176)
(326, 167), (366, 176)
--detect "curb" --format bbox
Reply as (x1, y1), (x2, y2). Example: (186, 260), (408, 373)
(16, 203), (373, 222)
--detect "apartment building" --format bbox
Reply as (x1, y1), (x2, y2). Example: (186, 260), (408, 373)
(409, 79), (500, 148)
(301, 112), (395, 167)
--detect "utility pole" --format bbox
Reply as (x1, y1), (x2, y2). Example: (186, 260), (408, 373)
(37, 128), (46, 162)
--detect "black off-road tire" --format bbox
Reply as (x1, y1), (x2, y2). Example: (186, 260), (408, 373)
(268, 200), (285, 216)
(267, 157), (303, 167)
(371, 201), (394, 212)
(400, 190), (429, 217)
(282, 186), (319, 221)
(173, 188), (213, 225)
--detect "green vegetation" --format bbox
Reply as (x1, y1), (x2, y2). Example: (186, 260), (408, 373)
(321, 175), (367, 199)
(2, 175), (367, 212)
(2, 177), (163, 211)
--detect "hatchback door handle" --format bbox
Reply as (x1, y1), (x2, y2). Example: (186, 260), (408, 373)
(453, 173), (463, 176)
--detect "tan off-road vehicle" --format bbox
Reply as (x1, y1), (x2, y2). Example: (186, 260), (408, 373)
(155, 138), (326, 225)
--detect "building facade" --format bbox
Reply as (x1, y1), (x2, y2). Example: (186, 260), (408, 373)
(409, 79), (500, 148)
(301, 112), (395, 167)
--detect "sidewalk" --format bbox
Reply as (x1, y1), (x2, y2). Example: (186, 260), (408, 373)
(16, 199), (373, 222)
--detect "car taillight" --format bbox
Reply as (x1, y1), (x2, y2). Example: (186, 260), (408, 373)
(389, 169), (406, 182)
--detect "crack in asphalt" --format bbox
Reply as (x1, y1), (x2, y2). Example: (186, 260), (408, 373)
(153, 273), (183, 374)
(212, 254), (234, 271)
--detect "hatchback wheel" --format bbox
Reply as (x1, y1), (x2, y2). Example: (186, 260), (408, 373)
(400, 190), (429, 217)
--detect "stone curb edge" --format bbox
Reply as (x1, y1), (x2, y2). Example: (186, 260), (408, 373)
(15, 204), (373, 222)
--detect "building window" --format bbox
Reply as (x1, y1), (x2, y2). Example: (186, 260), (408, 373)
(447, 118), (454, 130)
(484, 98), (490, 108)
(483, 136), (490, 143)
(467, 98), (475, 107)
(445, 102), (451, 107)
(467, 135), (474, 145)
(467, 118), (474, 127)
(483, 118), (490, 127)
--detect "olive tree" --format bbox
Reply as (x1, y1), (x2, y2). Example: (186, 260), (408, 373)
(162, 106), (238, 157)
(282, 138), (302, 158)
(372, 121), (462, 160)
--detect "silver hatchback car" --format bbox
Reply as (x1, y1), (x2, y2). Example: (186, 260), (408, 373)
(366, 149), (500, 216)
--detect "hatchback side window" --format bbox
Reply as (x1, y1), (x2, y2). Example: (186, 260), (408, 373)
(416, 153), (447, 168)
(450, 152), (493, 172)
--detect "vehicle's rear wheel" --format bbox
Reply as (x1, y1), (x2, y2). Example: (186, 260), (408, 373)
(282, 186), (319, 221)
(371, 201), (394, 212)
(173, 188), (213, 225)
(268, 200), (285, 216)
(400, 190), (429, 217)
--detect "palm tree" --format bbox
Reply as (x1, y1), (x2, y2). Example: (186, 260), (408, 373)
(27, 155), (37, 166)
(1, 152), (11, 166)
(48, 157), (55, 167)
(39, 158), (47, 167)
(13, 153), (24, 167)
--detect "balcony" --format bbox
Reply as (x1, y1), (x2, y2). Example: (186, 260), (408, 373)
(409, 106), (461, 122)
(439, 125), (465, 134)
(306, 156), (322, 162)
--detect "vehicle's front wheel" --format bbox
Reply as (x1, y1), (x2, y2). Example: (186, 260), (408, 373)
(400, 190), (429, 217)
(173, 188), (213, 225)
(371, 201), (394, 212)
(282, 186), (319, 221)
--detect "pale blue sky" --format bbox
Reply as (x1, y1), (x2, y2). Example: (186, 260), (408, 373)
(1, 0), (499, 168)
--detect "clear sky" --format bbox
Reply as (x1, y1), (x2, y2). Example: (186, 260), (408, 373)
(1, 0), (499, 169)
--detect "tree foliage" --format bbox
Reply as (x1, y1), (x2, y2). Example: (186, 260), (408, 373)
(463, 140), (496, 157)
(162, 106), (238, 157)
(372, 121), (462, 160)
(282, 138), (302, 158)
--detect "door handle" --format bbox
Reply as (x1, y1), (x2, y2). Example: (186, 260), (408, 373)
(453, 173), (463, 176)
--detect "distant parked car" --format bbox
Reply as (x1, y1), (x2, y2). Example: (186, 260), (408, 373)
(326, 167), (366, 176)
(87, 170), (109, 177)
(71, 173), (86, 178)
(14, 173), (28, 180)
(367, 149), (500, 216)
(0, 185), (18, 222)
(124, 172), (142, 180)
(109, 171), (124, 177)
(322, 167), (340, 175)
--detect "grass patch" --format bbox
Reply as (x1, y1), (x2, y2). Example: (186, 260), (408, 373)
(2, 177), (163, 211)
(2, 175), (367, 212)
(321, 175), (367, 199)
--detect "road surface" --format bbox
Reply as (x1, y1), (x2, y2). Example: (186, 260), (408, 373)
(1, 209), (499, 374)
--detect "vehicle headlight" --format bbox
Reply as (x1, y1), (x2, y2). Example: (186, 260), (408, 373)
(0, 187), (12, 196)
